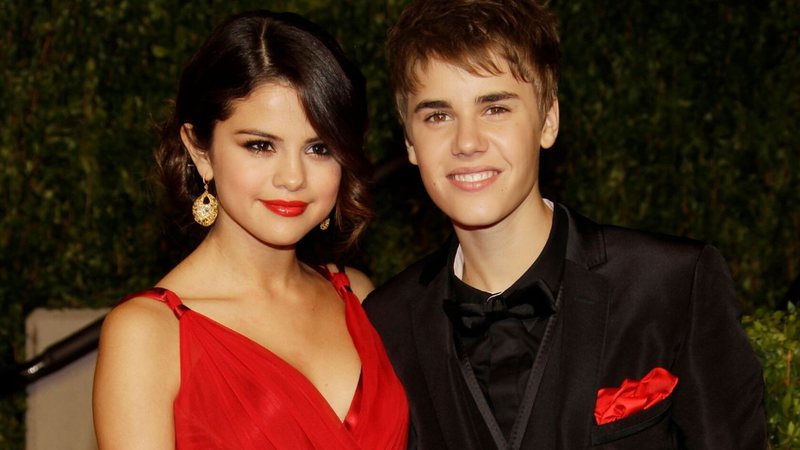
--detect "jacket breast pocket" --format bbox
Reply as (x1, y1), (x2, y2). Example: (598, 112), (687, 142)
(590, 397), (677, 449)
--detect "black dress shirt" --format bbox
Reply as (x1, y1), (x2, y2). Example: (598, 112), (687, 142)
(444, 205), (568, 439)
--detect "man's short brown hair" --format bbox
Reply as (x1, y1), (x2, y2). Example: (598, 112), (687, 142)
(387, 0), (560, 120)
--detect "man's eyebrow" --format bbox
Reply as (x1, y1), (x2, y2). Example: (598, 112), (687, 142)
(412, 92), (518, 113)
(413, 100), (451, 113)
(477, 91), (519, 103)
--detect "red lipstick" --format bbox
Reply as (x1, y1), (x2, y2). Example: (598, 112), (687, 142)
(261, 200), (308, 217)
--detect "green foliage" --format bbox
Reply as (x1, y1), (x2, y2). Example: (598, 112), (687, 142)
(0, 0), (797, 447)
(554, 0), (800, 310)
(744, 304), (800, 449)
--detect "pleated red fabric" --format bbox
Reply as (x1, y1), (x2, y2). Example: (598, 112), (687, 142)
(122, 268), (408, 449)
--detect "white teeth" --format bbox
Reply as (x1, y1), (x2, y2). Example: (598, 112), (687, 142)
(451, 171), (496, 182)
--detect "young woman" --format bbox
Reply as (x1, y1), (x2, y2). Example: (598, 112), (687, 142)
(93, 11), (408, 449)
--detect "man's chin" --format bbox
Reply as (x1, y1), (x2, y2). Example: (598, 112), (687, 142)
(450, 217), (503, 232)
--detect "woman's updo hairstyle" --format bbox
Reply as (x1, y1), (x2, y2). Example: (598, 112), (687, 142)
(156, 10), (371, 256)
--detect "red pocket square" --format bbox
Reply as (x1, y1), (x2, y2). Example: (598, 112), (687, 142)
(594, 367), (678, 425)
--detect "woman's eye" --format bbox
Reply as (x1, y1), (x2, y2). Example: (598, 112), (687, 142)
(424, 112), (449, 123)
(244, 140), (274, 153)
(307, 143), (330, 157)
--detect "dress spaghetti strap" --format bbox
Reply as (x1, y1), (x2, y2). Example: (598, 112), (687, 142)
(312, 264), (353, 299)
(120, 287), (189, 319)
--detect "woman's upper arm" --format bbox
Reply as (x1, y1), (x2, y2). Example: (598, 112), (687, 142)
(93, 298), (180, 449)
(343, 266), (375, 303)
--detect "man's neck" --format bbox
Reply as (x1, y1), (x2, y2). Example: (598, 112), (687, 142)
(454, 196), (554, 293)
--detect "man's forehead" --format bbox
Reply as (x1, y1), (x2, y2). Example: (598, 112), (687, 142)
(408, 56), (534, 98)
(411, 53), (509, 81)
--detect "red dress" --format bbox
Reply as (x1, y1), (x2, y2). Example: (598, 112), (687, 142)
(122, 267), (408, 449)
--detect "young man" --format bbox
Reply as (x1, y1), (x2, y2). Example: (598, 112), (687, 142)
(364, 1), (767, 449)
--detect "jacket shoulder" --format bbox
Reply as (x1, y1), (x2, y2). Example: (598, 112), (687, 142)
(563, 205), (715, 272)
(601, 222), (714, 268)
(367, 243), (448, 303)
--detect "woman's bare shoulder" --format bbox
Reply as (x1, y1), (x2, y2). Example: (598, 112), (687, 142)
(96, 295), (181, 391)
(93, 296), (180, 449)
(102, 295), (178, 340)
(97, 295), (181, 387)
(341, 266), (375, 303)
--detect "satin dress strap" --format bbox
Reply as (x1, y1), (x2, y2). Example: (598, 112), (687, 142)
(313, 265), (409, 449)
(312, 264), (352, 297)
(311, 265), (365, 431)
(121, 287), (189, 319)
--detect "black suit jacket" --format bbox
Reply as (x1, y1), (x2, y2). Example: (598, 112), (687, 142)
(364, 205), (766, 449)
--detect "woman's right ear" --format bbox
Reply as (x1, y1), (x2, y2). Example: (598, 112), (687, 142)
(180, 124), (213, 180)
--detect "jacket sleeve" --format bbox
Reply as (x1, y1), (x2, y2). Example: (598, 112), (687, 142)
(670, 245), (767, 449)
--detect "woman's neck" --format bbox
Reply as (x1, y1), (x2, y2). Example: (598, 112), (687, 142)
(166, 216), (309, 300)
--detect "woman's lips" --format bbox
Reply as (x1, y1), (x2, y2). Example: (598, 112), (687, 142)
(261, 200), (308, 217)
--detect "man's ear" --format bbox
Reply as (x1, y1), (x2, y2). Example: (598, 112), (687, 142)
(180, 124), (213, 180)
(405, 137), (419, 166)
(540, 99), (560, 149)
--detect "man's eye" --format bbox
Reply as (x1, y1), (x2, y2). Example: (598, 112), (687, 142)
(486, 106), (509, 115)
(425, 112), (449, 123)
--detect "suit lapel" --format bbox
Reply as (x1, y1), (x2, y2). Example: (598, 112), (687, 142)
(411, 253), (498, 449)
(552, 260), (609, 447)
(522, 206), (611, 448)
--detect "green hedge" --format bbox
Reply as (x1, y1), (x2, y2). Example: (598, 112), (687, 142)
(745, 304), (800, 448)
(1, 0), (797, 447)
(553, 0), (799, 311)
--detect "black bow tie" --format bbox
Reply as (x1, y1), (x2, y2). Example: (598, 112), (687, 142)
(444, 279), (556, 334)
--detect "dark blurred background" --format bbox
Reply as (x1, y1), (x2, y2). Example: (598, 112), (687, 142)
(1, 0), (798, 447)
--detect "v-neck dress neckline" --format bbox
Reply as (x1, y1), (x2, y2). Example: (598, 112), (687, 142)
(121, 267), (408, 449)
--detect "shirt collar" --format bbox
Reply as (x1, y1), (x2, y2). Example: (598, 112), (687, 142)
(448, 199), (567, 305)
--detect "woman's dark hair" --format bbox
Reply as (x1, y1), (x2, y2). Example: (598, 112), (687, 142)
(156, 10), (371, 257)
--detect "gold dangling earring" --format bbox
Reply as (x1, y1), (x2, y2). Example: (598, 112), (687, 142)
(319, 217), (331, 231)
(192, 179), (218, 227)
